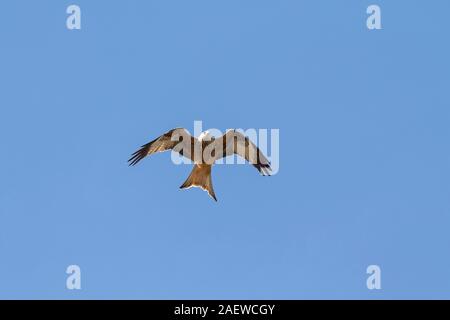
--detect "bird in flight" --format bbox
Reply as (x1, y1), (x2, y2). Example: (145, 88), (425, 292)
(128, 128), (271, 201)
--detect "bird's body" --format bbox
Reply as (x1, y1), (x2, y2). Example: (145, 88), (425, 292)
(128, 128), (271, 201)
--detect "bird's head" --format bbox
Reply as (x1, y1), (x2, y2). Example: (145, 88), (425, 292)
(198, 130), (214, 142)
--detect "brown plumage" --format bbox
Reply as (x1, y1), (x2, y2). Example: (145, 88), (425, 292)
(180, 164), (217, 201)
(128, 128), (271, 201)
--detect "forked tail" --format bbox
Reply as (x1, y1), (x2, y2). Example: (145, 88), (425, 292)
(180, 165), (217, 201)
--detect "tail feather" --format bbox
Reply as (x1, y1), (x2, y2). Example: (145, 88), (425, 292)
(180, 165), (217, 201)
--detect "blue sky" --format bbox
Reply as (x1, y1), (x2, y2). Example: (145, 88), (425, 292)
(0, 0), (449, 299)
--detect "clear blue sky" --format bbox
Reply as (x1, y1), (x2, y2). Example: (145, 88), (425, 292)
(0, 0), (449, 299)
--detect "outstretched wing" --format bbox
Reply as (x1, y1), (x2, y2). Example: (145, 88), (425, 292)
(128, 128), (198, 166)
(211, 130), (272, 175)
